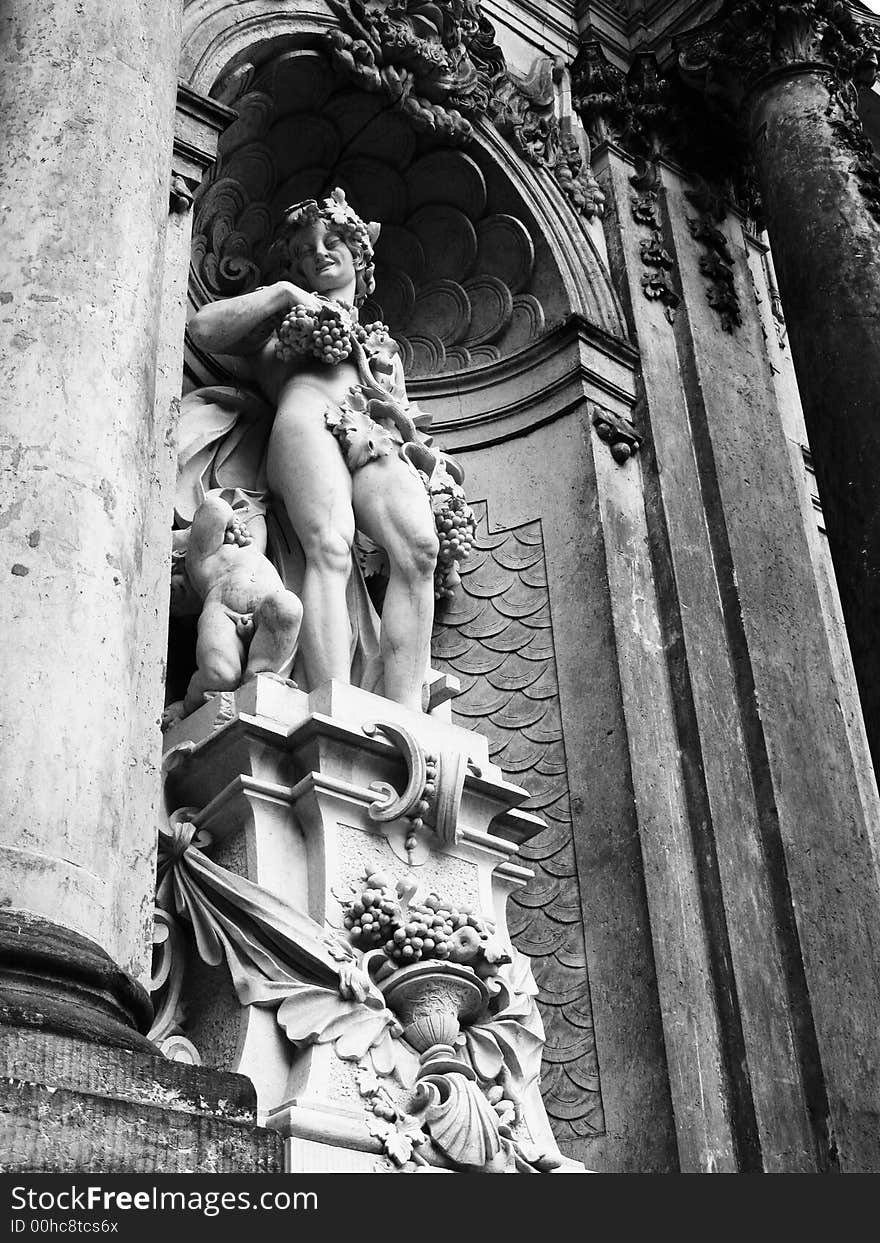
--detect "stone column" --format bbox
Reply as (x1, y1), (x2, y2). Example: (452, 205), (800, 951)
(0, 3), (182, 1041)
(679, 1), (880, 767)
(0, 6), (283, 1173)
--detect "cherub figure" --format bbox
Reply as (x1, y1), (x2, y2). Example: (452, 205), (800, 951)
(162, 494), (303, 728)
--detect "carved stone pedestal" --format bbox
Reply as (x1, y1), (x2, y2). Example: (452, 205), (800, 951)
(160, 677), (582, 1173)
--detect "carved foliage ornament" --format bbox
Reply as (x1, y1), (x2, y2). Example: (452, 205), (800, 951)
(325, 3), (604, 218)
(685, 178), (743, 333)
(487, 58), (605, 220)
(570, 39), (759, 223)
(325, 0), (508, 141)
(629, 162), (680, 323)
(571, 41), (674, 158)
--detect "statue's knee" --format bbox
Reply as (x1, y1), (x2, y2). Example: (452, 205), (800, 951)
(302, 527), (353, 576)
(198, 650), (242, 690)
(403, 526), (440, 579)
(259, 590), (303, 634)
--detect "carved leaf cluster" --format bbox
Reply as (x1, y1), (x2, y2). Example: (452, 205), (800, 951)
(685, 192), (743, 333)
(325, 0), (507, 141)
(431, 502), (605, 1141)
(488, 59), (604, 220)
(630, 186), (680, 323)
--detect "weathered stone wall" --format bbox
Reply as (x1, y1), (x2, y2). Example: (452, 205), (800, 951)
(594, 141), (880, 1170)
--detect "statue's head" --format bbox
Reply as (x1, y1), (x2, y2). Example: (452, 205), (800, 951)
(281, 188), (380, 307)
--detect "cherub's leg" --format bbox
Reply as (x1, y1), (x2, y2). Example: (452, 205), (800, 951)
(183, 600), (246, 714)
(353, 454), (439, 711)
(244, 590), (303, 682)
(266, 407), (355, 689)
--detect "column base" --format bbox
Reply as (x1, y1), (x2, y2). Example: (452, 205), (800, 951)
(0, 911), (154, 1053)
(0, 1022), (283, 1173)
(0, 910), (282, 1171)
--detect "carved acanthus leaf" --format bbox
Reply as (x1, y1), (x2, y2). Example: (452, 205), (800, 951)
(572, 40), (674, 158)
(571, 37), (762, 222)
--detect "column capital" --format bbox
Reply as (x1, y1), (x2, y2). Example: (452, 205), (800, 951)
(571, 38), (673, 156)
(676, 0), (880, 118)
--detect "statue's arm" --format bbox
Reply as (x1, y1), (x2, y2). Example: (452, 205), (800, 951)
(188, 281), (319, 356)
(188, 496), (235, 563)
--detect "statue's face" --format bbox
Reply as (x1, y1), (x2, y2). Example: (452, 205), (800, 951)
(291, 219), (357, 297)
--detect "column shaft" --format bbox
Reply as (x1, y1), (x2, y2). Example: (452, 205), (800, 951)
(749, 67), (880, 764)
(0, 2), (182, 1005)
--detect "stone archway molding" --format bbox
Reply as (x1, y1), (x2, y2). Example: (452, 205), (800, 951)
(178, 0), (628, 341)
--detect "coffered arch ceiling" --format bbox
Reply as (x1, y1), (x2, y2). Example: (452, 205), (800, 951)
(185, 44), (627, 390)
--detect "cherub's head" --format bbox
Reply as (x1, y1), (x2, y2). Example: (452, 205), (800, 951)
(281, 188), (380, 307)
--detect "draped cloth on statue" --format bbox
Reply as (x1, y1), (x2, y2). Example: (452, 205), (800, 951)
(173, 385), (384, 694)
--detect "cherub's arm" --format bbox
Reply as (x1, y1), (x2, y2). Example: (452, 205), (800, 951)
(188, 495), (235, 563)
(188, 281), (320, 356)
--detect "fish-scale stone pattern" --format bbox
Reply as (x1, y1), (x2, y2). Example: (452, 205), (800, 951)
(431, 502), (604, 1142)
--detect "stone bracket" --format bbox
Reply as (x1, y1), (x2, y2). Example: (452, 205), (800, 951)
(591, 403), (642, 464)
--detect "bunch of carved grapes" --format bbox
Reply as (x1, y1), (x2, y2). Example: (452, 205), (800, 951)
(343, 870), (491, 968)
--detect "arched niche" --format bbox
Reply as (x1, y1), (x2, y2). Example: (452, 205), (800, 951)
(172, 15), (640, 1164)
(180, 31), (628, 397)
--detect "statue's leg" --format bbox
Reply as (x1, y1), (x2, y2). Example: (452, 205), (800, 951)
(244, 590), (303, 682)
(353, 453), (439, 711)
(266, 407), (356, 689)
(184, 600), (246, 714)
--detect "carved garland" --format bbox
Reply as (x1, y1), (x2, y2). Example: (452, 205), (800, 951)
(685, 180), (742, 333)
(629, 165), (680, 323)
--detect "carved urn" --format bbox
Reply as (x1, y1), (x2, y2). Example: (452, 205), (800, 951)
(378, 961), (489, 1077)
